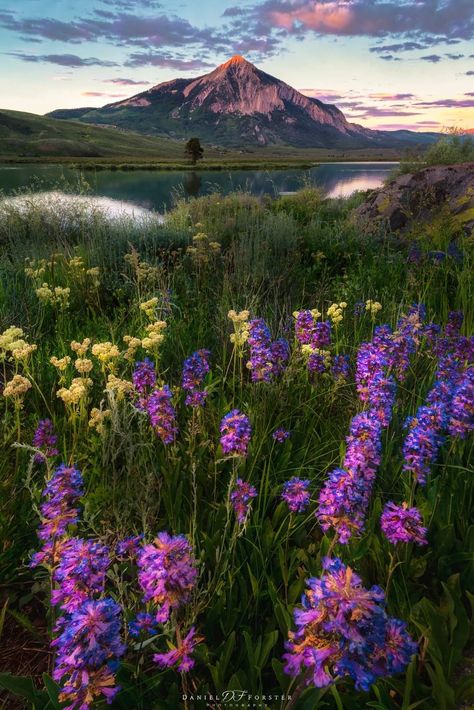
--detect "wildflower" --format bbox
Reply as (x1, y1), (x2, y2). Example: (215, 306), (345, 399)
(57, 378), (92, 406)
(154, 626), (203, 672)
(137, 532), (198, 623)
(128, 612), (158, 638)
(307, 349), (330, 376)
(231, 479), (258, 523)
(448, 367), (474, 438)
(331, 354), (350, 381)
(381, 502), (428, 545)
(70, 339), (91, 357)
(294, 310), (321, 345)
(116, 535), (144, 560)
(182, 349), (211, 405)
(92, 342), (120, 365)
(52, 597), (125, 709)
(402, 404), (447, 485)
(366, 300), (382, 317)
(3, 374), (32, 405)
(281, 478), (311, 513)
(444, 311), (463, 338)
(146, 386), (178, 444)
(33, 419), (58, 463)
(51, 538), (111, 612)
(74, 358), (93, 374)
(123, 335), (142, 362)
(273, 428), (290, 443)
(142, 321), (167, 352)
(31, 463), (83, 568)
(317, 412), (382, 543)
(327, 302), (346, 326)
(106, 374), (134, 399)
(51, 355), (71, 371)
(354, 301), (365, 317)
(10, 341), (37, 361)
(88, 408), (111, 435)
(228, 310), (250, 348)
(246, 319), (289, 383)
(133, 358), (157, 395)
(140, 297), (159, 319)
(283, 557), (416, 691)
(220, 410), (252, 457)
(0, 326), (24, 353)
(86, 267), (101, 287)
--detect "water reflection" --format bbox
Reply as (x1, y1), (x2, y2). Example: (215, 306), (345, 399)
(0, 162), (398, 212)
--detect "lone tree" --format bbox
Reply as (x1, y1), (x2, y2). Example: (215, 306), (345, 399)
(185, 137), (204, 165)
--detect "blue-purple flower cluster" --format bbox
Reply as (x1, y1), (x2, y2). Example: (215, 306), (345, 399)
(32, 418), (59, 463)
(133, 360), (178, 443)
(137, 532), (198, 623)
(283, 557), (417, 691)
(381, 502), (428, 545)
(182, 349), (211, 406)
(281, 477), (311, 513)
(246, 318), (289, 382)
(231, 478), (258, 523)
(220, 409), (252, 457)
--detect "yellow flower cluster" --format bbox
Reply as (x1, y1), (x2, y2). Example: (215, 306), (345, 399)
(141, 321), (167, 352)
(91, 342), (120, 364)
(50, 355), (71, 371)
(24, 258), (47, 281)
(57, 377), (92, 406)
(35, 283), (71, 309)
(228, 310), (250, 348)
(124, 249), (161, 288)
(88, 407), (111, 435)
(75, 358), (93, 374)
(327, 302), (347, 326)
(3, 374), (32, 404)
(186, 233), (221, 265)
(71, 339), (91, 357)
(365, 300), (382, 317)
(123, 336), (142, 362)
(139, 297), (159, 320)
(106, 374), (133, 398)
(301, 345), (331, 364)
(0, 326), (37, 362)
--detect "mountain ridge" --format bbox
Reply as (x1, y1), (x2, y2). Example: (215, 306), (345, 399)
(48, 55), (439, 149)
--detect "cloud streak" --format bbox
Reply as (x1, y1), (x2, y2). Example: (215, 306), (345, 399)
(5, 51), (119, 67)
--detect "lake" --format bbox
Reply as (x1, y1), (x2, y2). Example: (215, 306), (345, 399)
(0, 162), (397, 213)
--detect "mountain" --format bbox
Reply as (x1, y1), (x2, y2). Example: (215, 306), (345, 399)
(48, 55), (439, 149)
(0, 109), (191, 158)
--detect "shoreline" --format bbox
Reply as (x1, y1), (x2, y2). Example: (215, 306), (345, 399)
(0, 156), (402, 171)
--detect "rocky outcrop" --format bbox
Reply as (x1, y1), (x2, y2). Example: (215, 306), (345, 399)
(351, 163), (474, 235)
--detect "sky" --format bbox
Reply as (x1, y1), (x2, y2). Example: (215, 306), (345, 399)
(0, 0), (473, 131)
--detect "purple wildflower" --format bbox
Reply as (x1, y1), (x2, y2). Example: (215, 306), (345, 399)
(381, 502), (428, 545)
(52, 597), (125, 708)
(182, 349), (211, 406)
(331, 354), (350, 380)
(444, 311), (463, 338)
(354, 301), (365, 317)
(313, 321), (331, 349)
(116, 534), (144, 560)
(220, 410), (252, 457)
(273, 428), (290, 443)
(448, 367), (474, 438)
(51, 538), (111, 613)
(281, 478), (311, 513)
(317, 412), (382, 543)
(133, 358), (156, 395)
(231, 479), (257, 523)
(137, 533), (198, 623)
(402, 404), (447, 485)
(247, 319), (289, 382)
(128, 612), (158, 638)
(146, 385), (178, 444)
(153, 626), (203, 673)
(283, 557), (416, 692)
(307, 352), (328, 375)
(33, 419), (58, 463)
(31, 464), (84, 568)
(295, 310), (318, 345)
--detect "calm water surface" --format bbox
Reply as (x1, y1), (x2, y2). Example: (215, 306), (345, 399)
(0, 162), (397, 213)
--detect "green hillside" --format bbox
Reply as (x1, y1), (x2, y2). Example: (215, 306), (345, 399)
(0, 109), (189, 159)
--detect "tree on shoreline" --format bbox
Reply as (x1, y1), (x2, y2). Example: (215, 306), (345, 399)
(185, 137), (204, 165)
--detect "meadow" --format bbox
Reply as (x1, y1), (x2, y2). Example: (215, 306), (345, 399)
(0, 185), (472, 710)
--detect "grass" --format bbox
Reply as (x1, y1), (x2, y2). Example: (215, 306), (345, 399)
(0, 185), (472, 709)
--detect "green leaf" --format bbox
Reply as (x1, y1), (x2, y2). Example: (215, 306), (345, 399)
(0, 673), (40, 702)
(42, 674), (62, 709)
